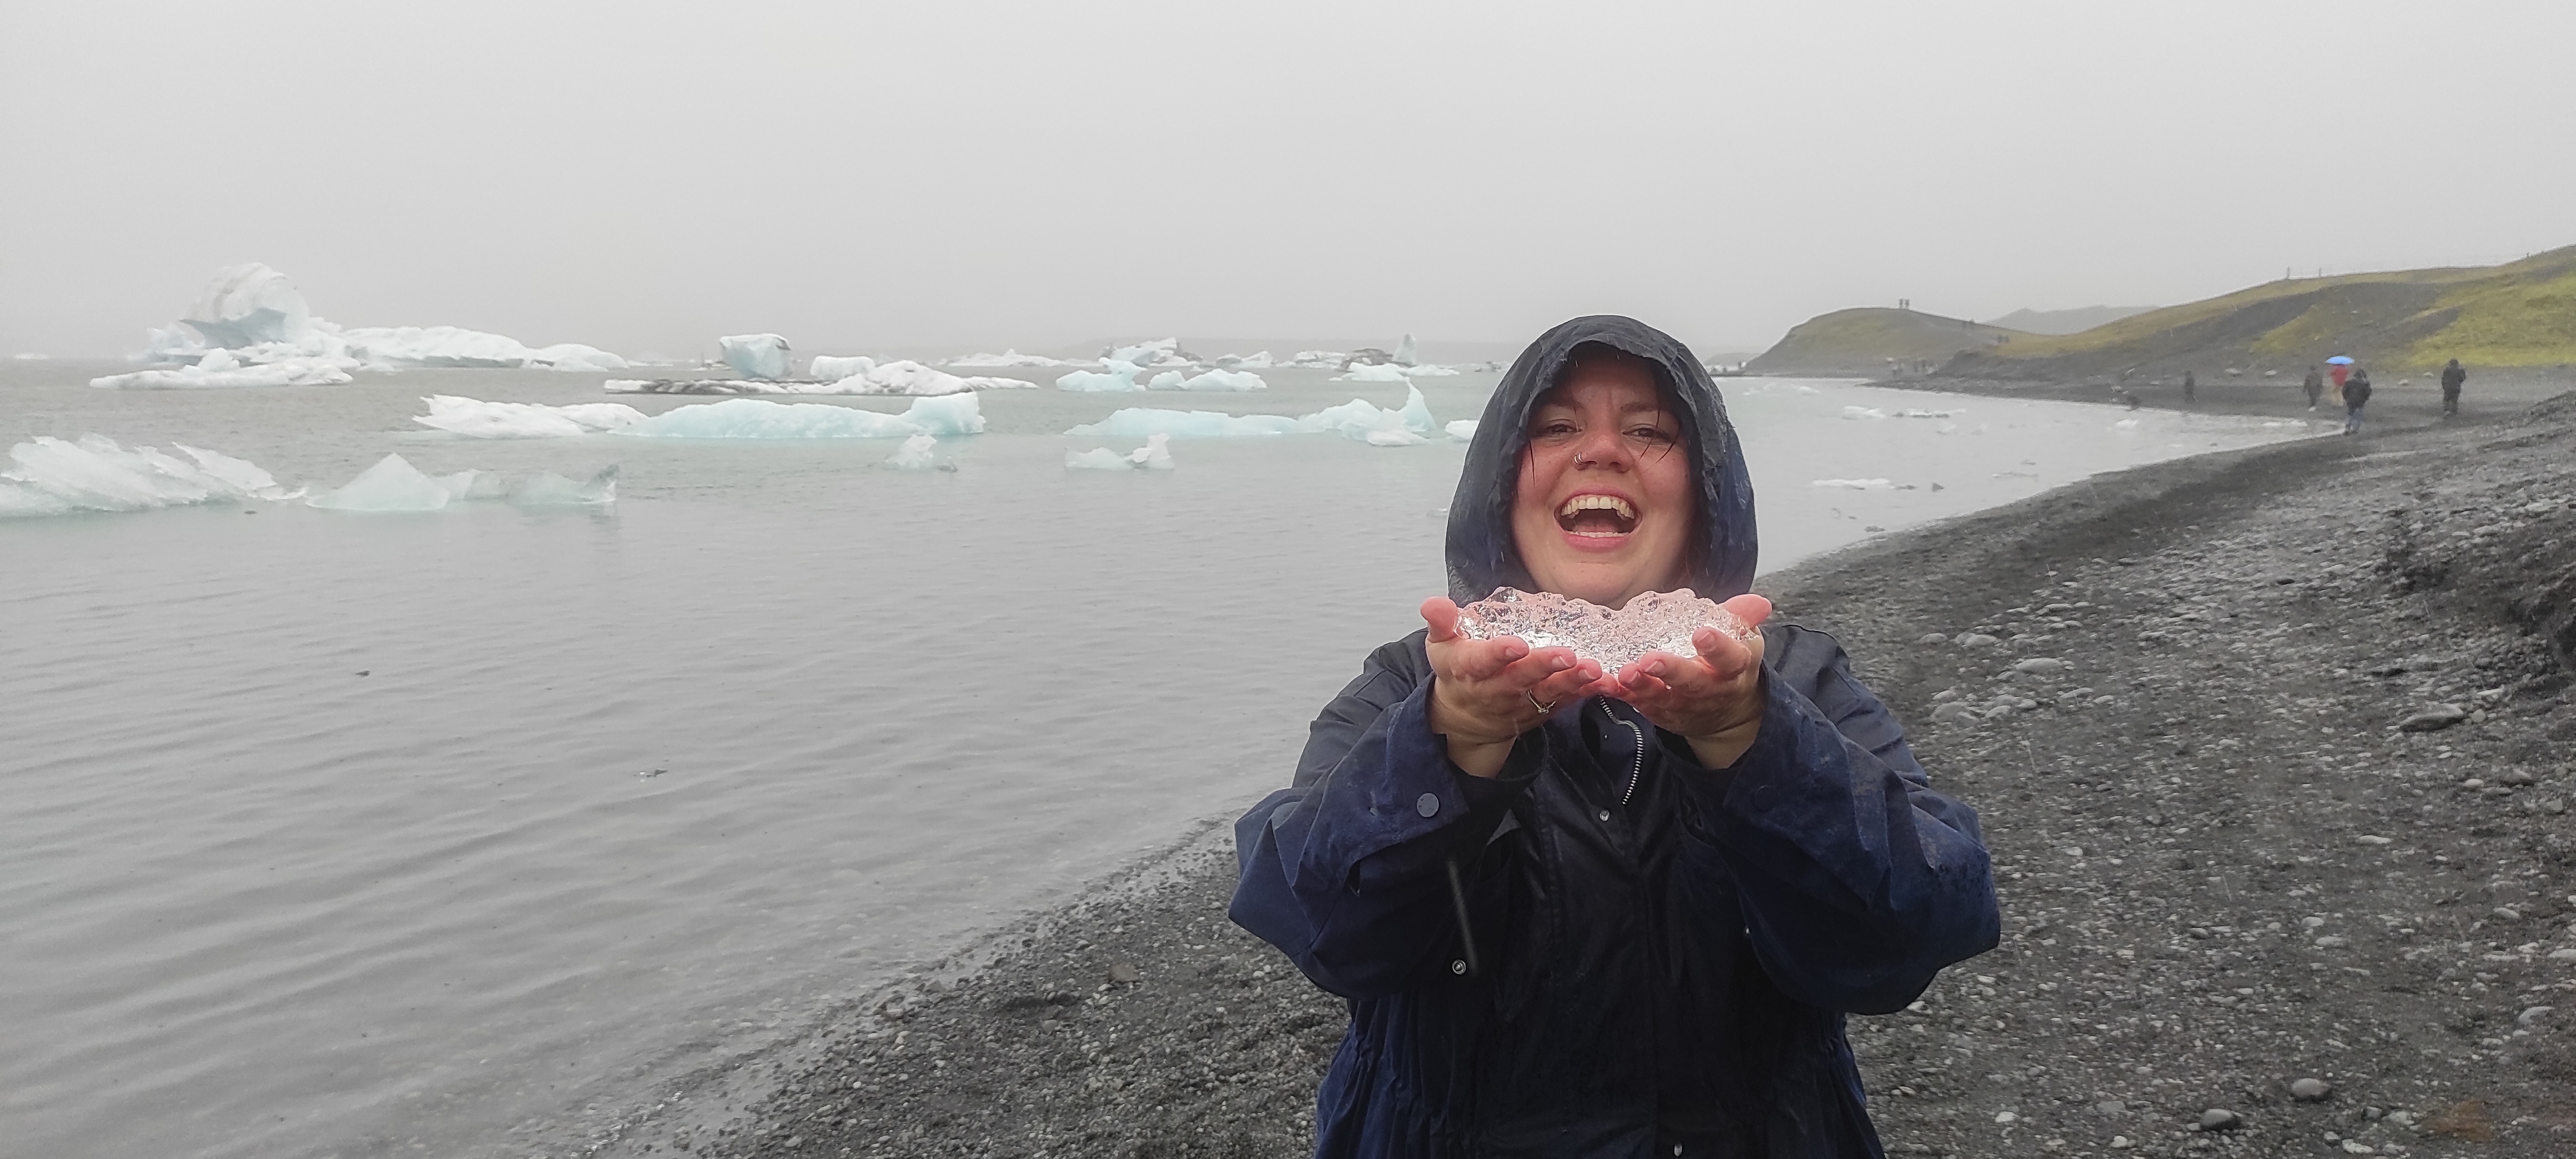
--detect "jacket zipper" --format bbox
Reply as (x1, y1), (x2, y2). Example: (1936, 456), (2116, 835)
(1609, 703), (1645, 807)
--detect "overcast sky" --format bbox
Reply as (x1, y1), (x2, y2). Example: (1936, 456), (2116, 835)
(4, 0), (2569, 360)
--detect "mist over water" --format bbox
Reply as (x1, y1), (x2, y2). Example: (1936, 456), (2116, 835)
(0, 363), (2311, 1157)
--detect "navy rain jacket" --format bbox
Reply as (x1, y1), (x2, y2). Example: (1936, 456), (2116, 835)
(1230, 316), (2000, 1158)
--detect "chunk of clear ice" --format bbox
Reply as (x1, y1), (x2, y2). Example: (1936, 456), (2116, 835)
(1454, 587), (1753, 674)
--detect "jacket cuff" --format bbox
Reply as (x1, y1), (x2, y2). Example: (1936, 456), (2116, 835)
(1671, 673), (1817, 838)
(1332, 679), (1542, 869)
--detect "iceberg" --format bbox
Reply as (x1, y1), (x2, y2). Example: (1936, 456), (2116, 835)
(1066, 386), (1438, 445)
(1214, 351), (1274, 369)
(1056, 361), (1148, 392)
(1445, 419), (1480, 441)
(945, 350), (1077, 367)
(606, 361), (1032, 396)
(811, 355), (876, 381)
(125, 264), (631, 374)
(1103, 338), (1195, 367)
(308, 454), (459, 511)
(1, 435), (299, 516)
(309, 453), (617, 511)
(622, 393), (985, 439)
(92, 348), (355, 389)
(850, 360), (1032, 395)
(1840, 406), (1888, 420)
(719, 334), (792, 380)
(413, 395), (647, 438)
(1334, 363), (1413, 382)
(1394, 334), (1418, 366)
(1065, 433), (1175, 471)
(884, 434), (939, 470)
(1149, 368), (1266, 392)
(1284, 350), (1348, 368)
(1809, 478), (1896, 490)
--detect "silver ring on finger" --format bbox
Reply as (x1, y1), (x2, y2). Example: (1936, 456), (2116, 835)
(1527, 691), (1559, 715)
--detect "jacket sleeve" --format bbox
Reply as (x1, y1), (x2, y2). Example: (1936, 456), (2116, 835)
(1228, 633), (1539, 1000)
(1667, 624), (1999, 1014)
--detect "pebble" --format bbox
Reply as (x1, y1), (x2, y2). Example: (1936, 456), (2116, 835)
(2397, 704), (2470, 732)
(2109, 1136), (2133, 1150)
(2095, 1100), (2127, 1114)
(2013, 657), (2067, 674)
(2290, 1077), (2332, 1102)
(2493, 906), (2522, 921)
(1107, 963), (1142, 984)
(1994, 1111), (2017, 1124)
(2355, 834), (2393, 845)
(1955, 633), (2001, 648)
(2519, 1005), (2554, 1028)
(2498, 769), (2537, 786)
(1916, 633), (1949, 644)
(1932, 703), (1983, 724)
(2200, 1108), (2242, 1131)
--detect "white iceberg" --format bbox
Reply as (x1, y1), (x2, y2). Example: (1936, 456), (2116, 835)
(125, 264), (630, 374)
(92, 347), (355, 389)
(811, 355), (877, 382)
(413, 395), (648, 438)
(1333, 362), (1414, 382)
(1149, 368), (1266, 392)
(719, 334), (792, 380)
(1, 435), (299, 516)
(1104, 338), (1195, 367)
(1840, 406), (1888, 420)
(606, 361), (1032, 396)
(1284, 350), (1348, 368)
(308, 454), (461, 511)
(945, 349), (1077, 367)
(1810, 478), (1896, 490)
(1395, 334), (1417, 366)
(1445, 419), (1480, 441)
(1065, 433), (1175, 471)
(1066, 386), (1438, 445)
(510, 466), (618, 506)
(1056, 361), (1148, 392)
(884, 434), (939, 470)
(847, 360), (1032, 395)
(622, 393), (985, 439)
(1214, 351), (1274, 369)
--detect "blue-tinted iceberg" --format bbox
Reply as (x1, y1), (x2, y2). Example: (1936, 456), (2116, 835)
(309, 454), (616, 511)
(414, 395), (647, 438)
(1104, 338), (1194, 367)
(1056, 361), (1148, 392)
(622, 394), (985, 439)
(1063, 385), (1437, 445)
(1148, 368), (1266, 391)
(93, 347), (355, 389)
(128, 264), (630, 374)
(884, 434), (939, 470)
(1334, 363), (1413, 383)
(1065, 433), (1175, 471)
(719, 334), (793, 380)
(1, 435), (299, 516)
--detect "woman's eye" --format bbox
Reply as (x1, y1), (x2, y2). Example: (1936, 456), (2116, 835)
(1629, 427), (1676, 442)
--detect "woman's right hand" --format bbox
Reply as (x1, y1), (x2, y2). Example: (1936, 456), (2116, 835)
(1421, 597), (1603, 777)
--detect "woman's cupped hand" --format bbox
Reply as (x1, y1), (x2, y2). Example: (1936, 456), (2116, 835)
(1421, 594), (1773, 777)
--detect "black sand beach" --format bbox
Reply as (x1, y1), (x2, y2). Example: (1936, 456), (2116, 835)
(596, 385), (2576, 1159)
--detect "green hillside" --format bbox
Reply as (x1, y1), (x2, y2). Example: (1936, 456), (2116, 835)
(1941, 245), (2576, 381)
(1743, 308), (2025, 376)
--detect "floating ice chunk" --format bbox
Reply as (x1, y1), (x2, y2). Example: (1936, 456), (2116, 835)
(414, 395), (647, 438)
(510, 465), (619, 506)
(1840, 406), (1887, 420)
(621, 393), (984, 439)
(1065, 409), (1300, 439)
(1056, 361), (1148, 392)
(884, 434), (939, 470)
(1395, 334), (1417, 366)
(2112, 418), (2142, 430)
(945, 349), (1076, 367)
(1131, 433), (1174, 470)
(1104, 338), (1194, 366)
(1445, 420), (1480, 441)
(606, 362), (1030, 395)
(309, 454), (456, 511)
(526, 343), (630, 371)
(1153, 368), (1266, 391)
(181, 263), (316, 348)
(0, 434), (299, 515)
(1400, 363), (1462, 376)
(1891, 407), (1963, 419)
(1214, 351), (1274, 369)
(1395, 385), (1436, 433)
(1334, 363), (1414, 382)
(1456, 587), (1754, 676)
(1064, 447), (1132, 470)
(1810, 478), (1896, 490)
(719, 334), (792, 380)
(1299, 386), (1437, 444)
(92, 352), (354, 389)
(812, 355), (877, 382)
(1285, 350), (1347, 368)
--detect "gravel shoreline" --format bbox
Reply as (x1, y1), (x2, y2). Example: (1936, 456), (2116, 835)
(598, 390), (2576, 1159)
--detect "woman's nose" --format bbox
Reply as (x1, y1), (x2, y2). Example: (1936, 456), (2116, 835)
(1573, 426), (1631, 468)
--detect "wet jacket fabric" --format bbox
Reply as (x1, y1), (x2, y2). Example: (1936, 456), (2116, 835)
(1229, 316), (2001, 1158)
(2441, 363), (2466, 391)
(2346, 372), (2373, 407)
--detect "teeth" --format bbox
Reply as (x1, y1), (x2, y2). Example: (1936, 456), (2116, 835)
(1558, 494), (1636, 520)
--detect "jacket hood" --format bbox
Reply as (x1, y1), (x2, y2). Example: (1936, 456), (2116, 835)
(1444, 315), (1757, 603)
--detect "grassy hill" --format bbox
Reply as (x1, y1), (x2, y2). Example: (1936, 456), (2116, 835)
(1985, 305), (2157, 335)
(1941, 245), (2576, 381)
(1743, 308), (2025, 376)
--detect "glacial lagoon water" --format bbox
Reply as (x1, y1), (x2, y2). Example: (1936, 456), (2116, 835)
(0, 361), (2320, 1157)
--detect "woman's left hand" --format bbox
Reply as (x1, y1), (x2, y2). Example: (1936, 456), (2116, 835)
(1593, 593), (1773, 769)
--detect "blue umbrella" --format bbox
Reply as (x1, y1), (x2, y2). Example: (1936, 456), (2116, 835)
(2326, 355), (2354, 365)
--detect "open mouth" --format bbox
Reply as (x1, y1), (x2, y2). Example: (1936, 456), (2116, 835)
(1556, 493), (1638, 538)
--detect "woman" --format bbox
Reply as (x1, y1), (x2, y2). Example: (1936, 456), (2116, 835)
(1231, 316), (1999, 1158)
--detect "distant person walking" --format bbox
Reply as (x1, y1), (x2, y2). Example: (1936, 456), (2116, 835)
(2302, 365), (2325, 411)
(2342, 367), (2373, 435)
(2329, 360), (2353, 401)
(2182, 370), (2197, 405)
(2440, 358), (2467, 416)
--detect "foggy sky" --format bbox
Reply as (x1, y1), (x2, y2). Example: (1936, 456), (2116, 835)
(4, 0), (2570, 360)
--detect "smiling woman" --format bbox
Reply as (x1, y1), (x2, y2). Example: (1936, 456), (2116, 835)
(1229, 315), (2003, 1158)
